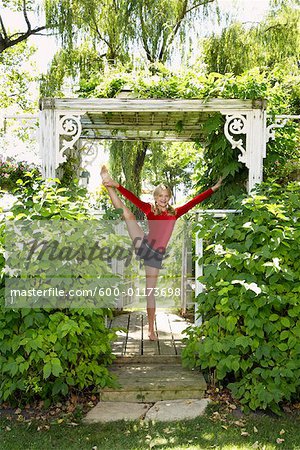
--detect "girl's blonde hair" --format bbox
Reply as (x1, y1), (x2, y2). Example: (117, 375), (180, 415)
(151, 184), (176, 216)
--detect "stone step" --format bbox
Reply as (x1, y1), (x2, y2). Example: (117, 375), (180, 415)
(102, 362), (206, 403)
(83, 399), (212, 424)
(113, 355), (182, 365)
(109, 365), (196, 378)
(101, 389), (206, 403)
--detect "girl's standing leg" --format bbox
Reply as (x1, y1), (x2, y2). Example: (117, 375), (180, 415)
(145, 265), (160, 340)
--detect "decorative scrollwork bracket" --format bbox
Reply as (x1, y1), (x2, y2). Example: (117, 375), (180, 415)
(223, 114), (249, 166)
(266, 117), (289, 143)
(57, 113), (85, 165)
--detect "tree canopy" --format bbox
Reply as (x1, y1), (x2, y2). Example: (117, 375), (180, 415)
(1, 0), (300, 202)
(45, 0), (216, 64)
(202, 3), (300, 75)
(40, 0), (219, 95)
(0, 41), (36, 110)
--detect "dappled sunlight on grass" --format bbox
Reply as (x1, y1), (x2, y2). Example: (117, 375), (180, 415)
(0, 405), (300, 449)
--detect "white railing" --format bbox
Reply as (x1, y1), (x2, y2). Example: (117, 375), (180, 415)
(191, 209), (242, 326)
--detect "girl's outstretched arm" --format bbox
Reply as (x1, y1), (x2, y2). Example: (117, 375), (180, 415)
(211, 177), (223, 192)
(116, 184), (151, 214)
(175, 177), (223, 218)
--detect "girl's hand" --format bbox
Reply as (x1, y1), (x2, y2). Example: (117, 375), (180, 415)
(103, 180), (119, 188)
(212, 177), (223, 192)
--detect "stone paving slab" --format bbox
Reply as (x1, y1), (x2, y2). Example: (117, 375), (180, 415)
(144, 398), (211, 422)
(114, 355), (181, 364)
(83, 399), (211, 423)
(83, 402), (152, 423)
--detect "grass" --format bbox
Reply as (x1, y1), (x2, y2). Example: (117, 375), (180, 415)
(0, 404), (300, 450)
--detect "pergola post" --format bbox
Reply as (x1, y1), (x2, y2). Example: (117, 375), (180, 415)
(39, 99), (86, 179)
(246, 109), (267, 192)
(222, 103), (267, 193)
(39, 107), (58, 179)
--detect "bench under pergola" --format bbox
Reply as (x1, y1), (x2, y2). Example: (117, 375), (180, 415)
(38, 97), (279, 192)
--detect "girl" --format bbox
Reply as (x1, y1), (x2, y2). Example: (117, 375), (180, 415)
(100, 165), (222, 340)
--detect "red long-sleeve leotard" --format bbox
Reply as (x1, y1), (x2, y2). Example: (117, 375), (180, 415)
(117, 184), (214, 251)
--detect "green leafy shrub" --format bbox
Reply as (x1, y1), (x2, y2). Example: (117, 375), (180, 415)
(0, 179), (118, 405)
(182, 181), (300, 414)
(0, 156), (41, 192)
(0, 306), (115, 404)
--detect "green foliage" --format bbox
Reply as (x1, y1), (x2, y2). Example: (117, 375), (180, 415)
(45, 0), (136, 63)
(260, 67), (300, 183)
(0, 180), (118, 404)
(202, 4), (300, 75)
(142, 142), (199, 197)
(57, 153), (82, 187)
(0, 306), (115, 404)
(193, 112), (247, 208)
(0, 42), (36, 110)
(40, 44), (105, 97)
(108, 140), (148, 219)
(43, 0), (216, 83)
(182, 181), (300, 414)
(202, 23), (252, 76)
(131, 0), (216, 65)
(6, 177), (89, 218)
(0, 156), (41, 192)
(84, 66), (271, 101)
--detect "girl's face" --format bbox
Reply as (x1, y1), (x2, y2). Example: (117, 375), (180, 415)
(155, 189), (170, 209)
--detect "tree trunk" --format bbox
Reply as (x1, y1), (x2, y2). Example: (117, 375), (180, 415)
(123, 142), (148, 220)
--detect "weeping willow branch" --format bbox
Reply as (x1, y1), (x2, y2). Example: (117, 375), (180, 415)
(138, 2), (154, 63)
(0, 0), (48, 54)
(0, 14), (8, 40)
(23, 0), (31, 31)
(185, 0), (215, 15)
(0, 25), (47, 53)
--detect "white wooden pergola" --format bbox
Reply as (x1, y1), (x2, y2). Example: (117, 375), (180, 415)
(38, 97), (283, 192)
(37, 97), (297, 316)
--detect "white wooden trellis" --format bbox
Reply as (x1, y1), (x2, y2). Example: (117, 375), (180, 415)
(38, 97), (270, 192)
(2, 101), (299, 193)
(193, 209), (242, 326)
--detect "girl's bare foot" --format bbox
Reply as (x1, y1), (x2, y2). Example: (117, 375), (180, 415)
(100, 165), (111, 182)
(148, 330), (158, 341)
(100, 165), (118, 187)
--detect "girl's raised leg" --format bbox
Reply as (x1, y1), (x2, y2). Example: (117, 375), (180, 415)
(100, 166), (144, 247)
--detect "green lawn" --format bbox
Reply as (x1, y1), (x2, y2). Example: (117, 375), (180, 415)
(0, 404), (300, 450)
